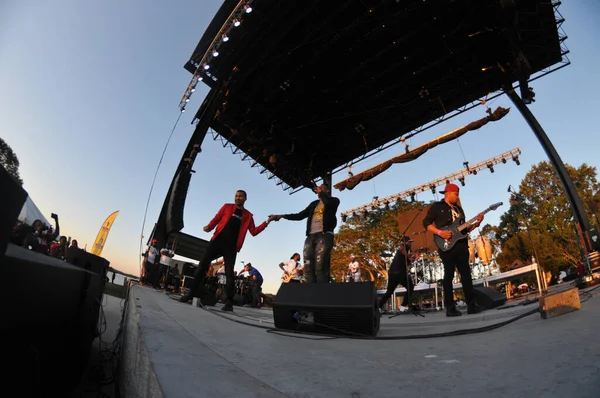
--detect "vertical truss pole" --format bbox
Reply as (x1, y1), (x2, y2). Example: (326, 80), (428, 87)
(504, 86), (594, 266)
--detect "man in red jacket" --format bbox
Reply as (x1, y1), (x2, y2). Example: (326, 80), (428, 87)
(180, 190), (270, 311)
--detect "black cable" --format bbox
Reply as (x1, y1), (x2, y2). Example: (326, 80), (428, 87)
(138, 112), (184, 275)
(197, 301), (540, 341)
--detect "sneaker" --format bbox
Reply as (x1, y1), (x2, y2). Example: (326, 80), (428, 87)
(467, 302), (483, 314)
(446, 307), (462, 317)
(399, 305), (409, 313)
(221, 304), (234, 312)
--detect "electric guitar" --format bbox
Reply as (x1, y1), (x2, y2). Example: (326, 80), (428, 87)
(281, 268), (298, 283)
(434, 202), (503, 252)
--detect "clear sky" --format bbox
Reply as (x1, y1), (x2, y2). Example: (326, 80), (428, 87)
(1, 1), (599, 294)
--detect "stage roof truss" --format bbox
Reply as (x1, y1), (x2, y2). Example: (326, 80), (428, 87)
(182, 0), (568, 192)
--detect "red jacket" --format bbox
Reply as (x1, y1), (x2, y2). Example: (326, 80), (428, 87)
(206, 204), (267, 252)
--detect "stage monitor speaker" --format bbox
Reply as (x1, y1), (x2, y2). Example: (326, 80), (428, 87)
(67, 248), (110, 277)
(472, 286), (506, 309)
(273, 282), (380, 337)
(0, 164), (27, 256)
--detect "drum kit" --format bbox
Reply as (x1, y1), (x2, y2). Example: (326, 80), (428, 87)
(408, 249), (441, 285)
(407, 237), (493, 284)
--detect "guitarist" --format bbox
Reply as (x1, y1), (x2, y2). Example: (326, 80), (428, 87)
(279, 253), (303, 283)
(423, 183), (484, 317)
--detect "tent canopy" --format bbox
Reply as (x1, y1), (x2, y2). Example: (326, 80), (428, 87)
(18, 196), (51, 227)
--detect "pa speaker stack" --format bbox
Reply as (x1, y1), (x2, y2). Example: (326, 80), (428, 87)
(273, 282), (380, 337)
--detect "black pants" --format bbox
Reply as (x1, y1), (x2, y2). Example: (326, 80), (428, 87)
(379, 272), (415, 309)
(150, 264), (166, 288)
(190, 237), (237, 304)
(303, 232), (334, 283)
(143, 260), (156, 284)
(252, 283), (263, 307)
(439, 241), (474, 308)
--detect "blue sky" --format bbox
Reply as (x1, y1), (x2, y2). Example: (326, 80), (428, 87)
(1, 1), (599, 294)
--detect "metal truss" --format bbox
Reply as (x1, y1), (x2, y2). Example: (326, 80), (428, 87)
(178, 0), (254, 113)
(340, 148), (522, 219)
(208, 128), (294, 192)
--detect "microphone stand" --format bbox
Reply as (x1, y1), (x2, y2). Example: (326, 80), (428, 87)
(389, 207), (426, 318)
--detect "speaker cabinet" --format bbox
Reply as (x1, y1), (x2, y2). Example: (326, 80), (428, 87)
(472, 286), (506, 309)
(273, 282), (380, 337)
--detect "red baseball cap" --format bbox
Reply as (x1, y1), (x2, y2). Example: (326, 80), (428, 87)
(440, 183), (459, 194)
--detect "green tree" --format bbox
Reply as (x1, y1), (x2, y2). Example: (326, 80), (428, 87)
(0, 138), (23, 185)
(496, 161), (599, 275)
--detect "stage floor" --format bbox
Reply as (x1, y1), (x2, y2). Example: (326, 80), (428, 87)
(119, 283), (600, 398)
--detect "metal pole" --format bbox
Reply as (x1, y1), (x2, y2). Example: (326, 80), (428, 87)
(505, 86), (594, 267)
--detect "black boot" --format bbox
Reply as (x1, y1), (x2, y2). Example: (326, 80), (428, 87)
(446, 306), (462, 317)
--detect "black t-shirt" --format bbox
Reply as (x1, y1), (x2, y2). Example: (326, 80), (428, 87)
(389, 246), (411, 274)
(217, 208), (243, 246)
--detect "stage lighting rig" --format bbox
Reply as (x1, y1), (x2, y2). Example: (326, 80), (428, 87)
(339, 147), (522, 220)
(178, 0), (255, 113)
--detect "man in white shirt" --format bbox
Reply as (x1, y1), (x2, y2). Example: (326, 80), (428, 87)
(348, 255), (361, 282)
(279, 253), (304, 283)
(151, 247), (174, 288)
(142, 239), (160, 286)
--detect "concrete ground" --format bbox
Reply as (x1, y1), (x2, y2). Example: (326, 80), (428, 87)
(118, 283), (600, 398)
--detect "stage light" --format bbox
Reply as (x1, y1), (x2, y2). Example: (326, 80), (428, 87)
(341, 214), (347, 223)
(383, 200), (390, 210)
(513, 155), (520, 166)
(222, 35), (230, 42)
(180, 108), (186, 113)
(244, 5), (252, 13)
(204, 64), (210, 70)
(459, 177), (465, 186)
(430, 185), (436, 194)
(191, 88), (196, 92)
(213, 51), (219, 57)
(234, 19), (241, 27)
(410, 192), (416, 202)
(185, 98), (190, 103)
(472, 169), (478, 175)
(487, 163), (494, 173)
(502, 158), (507, 164)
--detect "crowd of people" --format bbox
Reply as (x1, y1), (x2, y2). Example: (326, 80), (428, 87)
(10, 213), (81, 261)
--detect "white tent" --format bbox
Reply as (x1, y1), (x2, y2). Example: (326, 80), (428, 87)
(18, 196), (51, 227)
